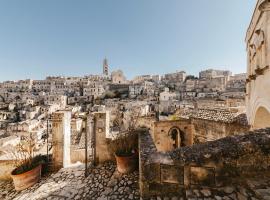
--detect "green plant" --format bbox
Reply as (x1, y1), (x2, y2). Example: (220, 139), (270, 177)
(108, 131), (138, 157)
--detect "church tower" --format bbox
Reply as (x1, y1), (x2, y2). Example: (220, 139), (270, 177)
(103, 58), (109, 76)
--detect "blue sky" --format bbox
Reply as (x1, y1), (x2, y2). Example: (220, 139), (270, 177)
(0, 0), (255, 81)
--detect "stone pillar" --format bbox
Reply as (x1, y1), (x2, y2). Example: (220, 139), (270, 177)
(94, 111), (113, 164)
(52, 110), (71, 170)
(86, 114), (95, 165)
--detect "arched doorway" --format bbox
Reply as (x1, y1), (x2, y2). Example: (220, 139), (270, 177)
(169, 127), (185, 149)
(253, 106), (270, 129)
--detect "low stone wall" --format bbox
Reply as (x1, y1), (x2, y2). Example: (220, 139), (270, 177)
(0, 160), (15, 180)
(70, 148), (86, 164)
(139, 130), (185, 197)
(192, 118), (250, 143)
(139, 128), (270, 198)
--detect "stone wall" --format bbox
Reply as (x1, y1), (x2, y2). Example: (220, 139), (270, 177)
(139, 128), (270, 198)
(192, 118), (250, 143)
(136, 116), (156, 130)
(0, 160), (15, 180)
(70, 149), (85, 164)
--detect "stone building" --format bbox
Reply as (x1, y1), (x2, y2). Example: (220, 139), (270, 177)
(132, 75), (152, 84)
(0, 79), (33, 92)
(246, 0), (270, 129)
(129, 84), (144, 98)
(185, 79), (197, 92)
(83, 82), (106, 99)
(44, 95), (67, 109)
(179, 108), (249, 142)
(111, 70), (127, 84)
(199, 69), (232, 79)
(163, 71), (186, 83)
(159, 88), (177, 114)
(32, 80), (52, 92)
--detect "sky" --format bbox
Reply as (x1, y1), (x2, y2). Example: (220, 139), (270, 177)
(0, 0), (256, 81)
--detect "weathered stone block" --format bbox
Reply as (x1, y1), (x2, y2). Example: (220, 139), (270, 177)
(190, 166), (215, 186)
(160, 164), (184, 185)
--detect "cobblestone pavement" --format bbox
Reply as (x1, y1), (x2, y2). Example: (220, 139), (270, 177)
(0, 161), (139, 200)
(246, 174), (270, 200)
(0, 162), (269, 200)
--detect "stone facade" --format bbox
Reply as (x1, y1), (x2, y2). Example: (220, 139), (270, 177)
(163, 71), (186, 83)
(44, 95), (67, 109)
(246, 0), (270, 129)
(199, 69), (232, 79)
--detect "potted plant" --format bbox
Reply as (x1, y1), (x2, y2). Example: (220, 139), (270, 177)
(10, 135), (45, 191)
(109, 131), (138, 174)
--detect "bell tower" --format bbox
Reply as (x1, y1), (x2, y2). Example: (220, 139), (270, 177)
(103, 58), (109, 76)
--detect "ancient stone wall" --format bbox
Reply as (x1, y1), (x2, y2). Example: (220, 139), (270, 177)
(70, 149), (85, 163)
(139, 128), (270, 198)
(192, 119), (249, 143)
(136, 116), (156, 131)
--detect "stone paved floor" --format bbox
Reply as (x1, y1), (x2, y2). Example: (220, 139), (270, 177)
(245, 173), (270, 200)
(0, 161), (139, 200)
(0, 162), (269, 200)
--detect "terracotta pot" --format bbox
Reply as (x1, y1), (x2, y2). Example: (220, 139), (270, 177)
(11, 164), (42, 191)
(115, 153), (137, 174)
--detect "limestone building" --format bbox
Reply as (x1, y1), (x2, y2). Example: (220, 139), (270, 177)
(199, 69), (232, 79)
(246, 0), (270, 129)
(163, 71), (186, 83)
(111, 70), (127, 84)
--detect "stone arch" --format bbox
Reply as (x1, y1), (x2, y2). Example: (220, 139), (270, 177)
(253, 106), (270, 129)
(168, 127), (186, 149)
(250, 97), (270, 128)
